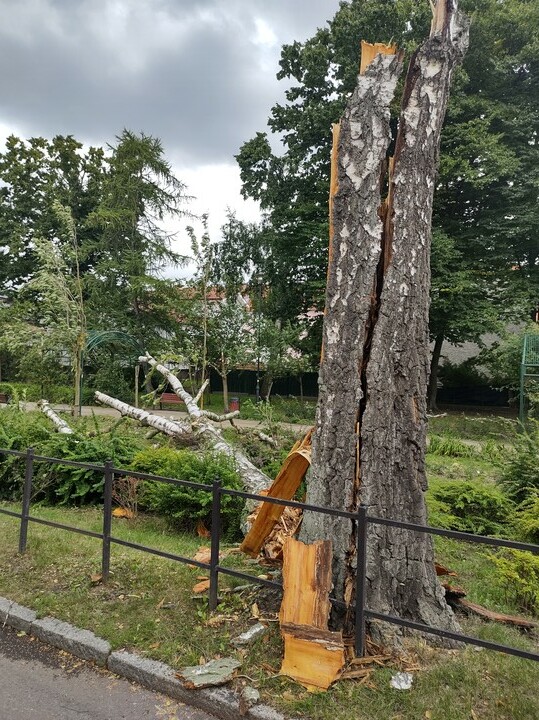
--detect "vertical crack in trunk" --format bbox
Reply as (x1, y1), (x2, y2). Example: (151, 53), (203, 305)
(304, 1), (470, 647)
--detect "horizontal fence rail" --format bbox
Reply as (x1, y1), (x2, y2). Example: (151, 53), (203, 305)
(0, 446), (537, 663)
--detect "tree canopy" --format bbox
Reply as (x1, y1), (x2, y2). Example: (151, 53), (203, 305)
(236, 0), (539, 368)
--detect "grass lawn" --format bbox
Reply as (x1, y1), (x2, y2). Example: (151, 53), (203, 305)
(0, 503), (537, 720)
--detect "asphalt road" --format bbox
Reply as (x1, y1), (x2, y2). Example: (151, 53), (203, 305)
(0, 625), (216, 720)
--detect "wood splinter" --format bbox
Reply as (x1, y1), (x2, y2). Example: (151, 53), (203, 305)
(279, 538), (345, 691)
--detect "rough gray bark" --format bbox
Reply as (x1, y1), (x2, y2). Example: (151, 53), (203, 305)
(302, 1), (469, 643)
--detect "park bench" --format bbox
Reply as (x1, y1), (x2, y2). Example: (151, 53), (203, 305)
(0, 392), (10, 405)
(159, 392), (185, 409)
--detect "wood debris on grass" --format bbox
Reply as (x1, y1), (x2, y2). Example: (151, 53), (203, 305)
(449, 598), (538, 630)
(111, 507), (135, 519)
(240, 430), (312, 559)
(279, 538), (345, 691)
(440, 567), (537, 629)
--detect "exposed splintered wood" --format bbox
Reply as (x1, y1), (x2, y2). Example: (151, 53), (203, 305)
(279, 538), (332, 628)
(37, 400), (74, 434)
(280, 628), (346, 691)
(279, 538), (345, 690)
(301, 1), (470, 646)
(240, 431), (312, 557)
(360, 41), (397, 74)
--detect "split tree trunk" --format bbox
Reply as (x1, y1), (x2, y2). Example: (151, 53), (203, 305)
(301, 1), (469, 644)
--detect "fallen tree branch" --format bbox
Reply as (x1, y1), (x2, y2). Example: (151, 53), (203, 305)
(193, 379), (210, 405)
(139, 353), (271, 493)
(37, 400), (74, 434)
(253, 430), (279, 448)
(200, 409), (240, 422)
(449, 597), (537, 630)
(94, 391), (191, 438)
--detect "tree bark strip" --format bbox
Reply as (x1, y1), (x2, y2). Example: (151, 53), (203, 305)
(302, 1), (469, 643)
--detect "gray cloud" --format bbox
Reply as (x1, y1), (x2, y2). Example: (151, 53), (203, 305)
(0, 0), (338, 163)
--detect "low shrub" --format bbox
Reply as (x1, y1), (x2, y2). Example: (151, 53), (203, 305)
(490, 549), (539, 615)
(428, 434), (476, 458)
(427, 478), (514, 536)
(498, 421), (539, 504)
(130, 446), (244, 540)
(513, 494), (539, 544)
(36, 433), (143, 505)
(0, 407), (142, 503)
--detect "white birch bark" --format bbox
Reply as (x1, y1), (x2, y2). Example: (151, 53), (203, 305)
(94, 391), (191, 438)
(38, 400), (74, 434)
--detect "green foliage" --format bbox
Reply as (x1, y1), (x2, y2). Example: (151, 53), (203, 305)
(490, 550), (539, 615)
(0, 407), (141, 503)
(427, 478), (514, 536)
(427, 434), (476, 458)
(88, 362), (134, 404)
(480, 323), (539, 394)
(437, 358), (490, 389)
(0, 382), (92, 404)
(513, 494), (539, 544)
(498, 421), (539, 503)
(130, 446), (244, 539)
(0, 407), (54, 499)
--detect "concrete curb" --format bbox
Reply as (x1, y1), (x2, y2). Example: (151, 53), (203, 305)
(0, 595), (286, 720)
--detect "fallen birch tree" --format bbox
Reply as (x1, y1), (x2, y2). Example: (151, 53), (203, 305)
(139, 353), (271, 493)
(301, 0), (470, 645)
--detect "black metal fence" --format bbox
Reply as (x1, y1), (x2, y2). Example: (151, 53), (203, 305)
(0, 447), (538, 663)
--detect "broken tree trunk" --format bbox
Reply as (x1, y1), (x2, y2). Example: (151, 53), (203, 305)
(301, 1), (469, 645)
(38, 400), (74, 434)
(139, 354), (271, 494)
(240, 430), (312, 557)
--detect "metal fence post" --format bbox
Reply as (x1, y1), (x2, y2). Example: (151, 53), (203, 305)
(355, 504), (368, 657)
(209, 479), (222, 611)
(18, 447), (35, 554)
(102, 460), (113, 581)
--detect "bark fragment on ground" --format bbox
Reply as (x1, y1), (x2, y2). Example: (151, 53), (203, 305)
(301, 1), (470, 646)
(240, 430), (312, 557)
(279, 538), (345, 690)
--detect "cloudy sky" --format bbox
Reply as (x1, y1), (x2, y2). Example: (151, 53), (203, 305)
(0, 0), (339, 272)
